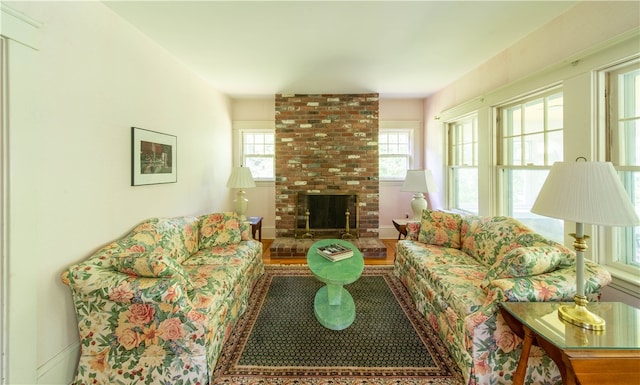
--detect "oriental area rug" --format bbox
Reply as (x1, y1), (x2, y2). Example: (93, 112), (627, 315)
(211, 265), (464, 385)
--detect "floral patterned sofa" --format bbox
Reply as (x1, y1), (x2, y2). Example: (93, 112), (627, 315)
(61, 212), (264, 385)
(393, 210), (612, 385)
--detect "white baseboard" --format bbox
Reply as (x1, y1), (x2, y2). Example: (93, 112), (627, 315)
(37, 342), (78, 385)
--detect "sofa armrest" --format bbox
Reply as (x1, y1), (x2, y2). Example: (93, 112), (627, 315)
(483, 260), (612, 304)
(62, 259), (192, 305)
(61, 259), (210, 359)
(240, 220), (252, 240)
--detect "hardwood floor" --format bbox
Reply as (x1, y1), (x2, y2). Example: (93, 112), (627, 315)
(261, 238), (398, 265)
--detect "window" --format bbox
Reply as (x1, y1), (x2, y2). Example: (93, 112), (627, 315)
(242, 131), (274, 180)
(497, 87), (564, 241)
(448, 115), (478, 214)
(602, 58), (640, 274)
(379, 129), (412, 180)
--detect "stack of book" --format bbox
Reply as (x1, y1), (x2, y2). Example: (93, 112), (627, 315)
(316, 243), (354, 262)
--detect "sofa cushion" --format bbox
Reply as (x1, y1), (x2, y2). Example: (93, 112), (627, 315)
(418, 210), (463, 249)
(183, 240), (262, 266)
(128, 217), (198, 264)
(460, 216), (565, 267)
(422, 264), (487, 317)
(111, 251), (193, 289)
(397, 241), (479, 271)
(481, 246), (565, 288)
(199, 212), (242, 249)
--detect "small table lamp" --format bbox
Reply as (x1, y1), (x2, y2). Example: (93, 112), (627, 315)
(531, 159), (639, 330)
(226, 166), (256, 220)
(401, 169), (439, 221)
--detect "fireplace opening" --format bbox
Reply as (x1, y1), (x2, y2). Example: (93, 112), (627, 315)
(295, 192), (358, 238)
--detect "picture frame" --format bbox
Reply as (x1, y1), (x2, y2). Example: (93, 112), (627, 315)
(131, 127), (177, 186)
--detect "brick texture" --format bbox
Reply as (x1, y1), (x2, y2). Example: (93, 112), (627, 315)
(275, 93), (380, 238)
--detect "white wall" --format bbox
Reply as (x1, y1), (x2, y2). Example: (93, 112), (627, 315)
(2, 2), (234, 383)
(231, 97), (424, 239)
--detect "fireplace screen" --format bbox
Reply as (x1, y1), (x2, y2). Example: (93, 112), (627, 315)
(295, 192), (359, 238)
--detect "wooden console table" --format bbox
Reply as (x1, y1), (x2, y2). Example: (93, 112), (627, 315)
(500, 301), (640, 385)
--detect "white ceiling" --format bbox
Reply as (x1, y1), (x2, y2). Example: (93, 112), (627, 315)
(103, 1), (577, 98)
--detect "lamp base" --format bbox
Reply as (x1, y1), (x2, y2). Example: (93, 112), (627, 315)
(558, 295), (605, 331)
(234, 190), (249, 220)
(410, 193), (427, 221)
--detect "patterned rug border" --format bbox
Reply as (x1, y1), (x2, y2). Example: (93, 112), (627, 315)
(212, 265), (464, 385)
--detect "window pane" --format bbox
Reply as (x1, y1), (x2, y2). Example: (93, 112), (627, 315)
(245, 157), (274, 179)
(453, 168), (478, 214)
(379, 129), (412, 179)
(620, 119), (639, 166)
(505, 137), (522, 165)
(242, 132), (275, 179)
(524, 99), (544, 134)
(614, 170), (640, 266)
(501, 91), (563, 167)
(380, 156), (409, 179)
(619, 68), (640, 119)
(448, 115), (478, 212)
(547, 130), (563, 164)
(504, 107), (522, 136)
(547, 93), (564, 130)
(602, 60), (640, 273)
(523, 132), (545, 165)
(503, 168), (563, 242)
(462, 143), (473, 165)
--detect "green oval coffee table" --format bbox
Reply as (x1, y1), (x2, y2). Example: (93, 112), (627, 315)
(307, 239), (364, 330)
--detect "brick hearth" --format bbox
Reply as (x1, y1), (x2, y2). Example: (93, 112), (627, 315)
(269, 238), (387, 259)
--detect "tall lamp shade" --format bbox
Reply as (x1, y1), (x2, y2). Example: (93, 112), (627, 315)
(226, 166), (256, 219)
(401, 169), (439, 221)
(531, 160), (639, 330)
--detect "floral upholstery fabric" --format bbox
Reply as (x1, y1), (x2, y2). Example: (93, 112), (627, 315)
(460, 216), (573, 268)
(199, 212), (242, 248)
(394, 214), (611, 385)
(418, 210), (463, 248)
(481, 246), (567, 289)
(110, 251), (195, 291)
(406, 221), (421, 240)
(61, 213), (264, 385)
(130, 216), (199, 264)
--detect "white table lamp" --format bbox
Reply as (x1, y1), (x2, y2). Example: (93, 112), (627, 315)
(531, 159), (639, 330)
(226, 166), (256, 219)
(401, 169), (439, 221)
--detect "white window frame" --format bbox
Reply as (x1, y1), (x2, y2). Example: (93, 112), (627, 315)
(447, 114), (479, 214)
(496, 85), (564, 242)
(233, 121), (275, 182)
(596, 56), (640, 285)
(378, 121), (419, 182)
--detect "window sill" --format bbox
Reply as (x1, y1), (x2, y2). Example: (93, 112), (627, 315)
(254, 180), (275, 187)
(603, 265), (640, 299)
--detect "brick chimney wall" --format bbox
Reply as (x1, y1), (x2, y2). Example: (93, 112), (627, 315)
(274, 93), (380, 238)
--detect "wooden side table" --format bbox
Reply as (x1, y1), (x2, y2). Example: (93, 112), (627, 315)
(246, 216), (263, 241)
(392, 219), (409, 240)
(500, 301), (640, 385)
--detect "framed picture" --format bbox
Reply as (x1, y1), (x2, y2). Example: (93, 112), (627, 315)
(131, 127), (177, 186)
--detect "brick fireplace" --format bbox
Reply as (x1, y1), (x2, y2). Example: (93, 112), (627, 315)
(270, 93), (385, 258)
